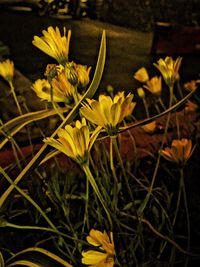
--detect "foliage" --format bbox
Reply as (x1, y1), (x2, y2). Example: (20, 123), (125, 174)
(0, 26), (200, 267)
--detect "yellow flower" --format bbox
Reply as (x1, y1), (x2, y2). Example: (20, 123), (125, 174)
(141, 121), (157, 133)
(75, 63), (91, 88)
(44, 118), (100, 165)
(153, 56), (182, 87)
(32, 26), (71, 64)
(51, 68), (75, 103)
(160, 138), (194, 165)
(137, 87), (145, 99)
(183, 80), (197, 92)
(80, 92), (136, 136)
(32, 78), (70, 103)
(144, 76), (162, 96)
(82, 229), (115, 267)
(0, 59), (14, 83)
(134, 67), (149, 83)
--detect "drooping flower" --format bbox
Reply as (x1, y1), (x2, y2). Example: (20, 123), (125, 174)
(82, 229), (115, 267)
(153, 56), (182, 87)
(44, 118), (100, 165)
(160, 138), (194, 165)
(80, 92), (136, 136)
(32, 26), (71, 64)
(0, 59), (14, 83)
(144, 76), (162, 96)
(134, 67), (149, 83)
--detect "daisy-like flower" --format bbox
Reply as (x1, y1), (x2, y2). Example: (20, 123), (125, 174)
(32, 26), (71, 65)
(0, 59), (14, 83)
(134, 67), (149, 83)
(80, 92), (136, 136)
(153, 56), (182, 87)
(82, 229), (115, 267)
(44, 118), (100, 165)
(144, 76), (162, 96)
(160, 138), (194, 166)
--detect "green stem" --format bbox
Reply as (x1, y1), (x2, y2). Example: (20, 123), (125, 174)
(52, 101), (65, 121)
(82, 164), (113, 229)
(112, 137), (134, 202)
(172, 174), (182, 227)
(142, 98), (150, 118)
(0, 220), (88, 246)
(180, 168), (190, 267)
(72, 85), (79, 105)
(159, 97), (166, 110)
(0, 167), (60, 234)
(138, 85), (174, 216)
(9, 81), (23, 115)
(177, 79), (184, 99)
(50, 84), (65, 121)
(82, 176), (89, 232)
(155, 103), (161, 114)
(110, 137), (118, 184)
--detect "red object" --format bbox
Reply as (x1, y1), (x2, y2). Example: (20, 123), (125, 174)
(151, 22), (200, 55)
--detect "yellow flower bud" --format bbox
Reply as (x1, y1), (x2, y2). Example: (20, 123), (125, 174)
(75, 63), (91, 88)
(137, 87), (145, 99)
(0, 59), (14, 83)
(134, 67), (149, 83)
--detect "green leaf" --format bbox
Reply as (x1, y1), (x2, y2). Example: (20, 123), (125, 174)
(0, 107), (69, 150)
(0, 252), (5, 267)
(6, 247), (73, 267)
(7, 260), (42, 267)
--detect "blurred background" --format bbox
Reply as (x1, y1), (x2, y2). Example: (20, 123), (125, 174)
(0, 0), (200, 92)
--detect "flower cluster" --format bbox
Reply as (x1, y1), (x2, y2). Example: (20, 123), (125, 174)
(32, 27), (91, 105)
